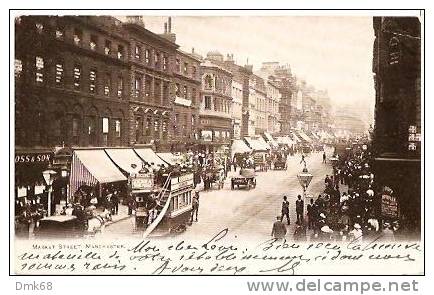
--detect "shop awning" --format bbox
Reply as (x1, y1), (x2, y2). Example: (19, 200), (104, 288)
(157, 152), (183, 166)
(105, 148), (144, 175)
(231, 139), (252, 157)
(297, 130), (313, 142)
(290, 133), (301, 143)
(134, 148), (167, 166)
(258, 136), (272, 150)
(244, 137), (269, 151)
(73, 150), (126, 183)
(263, 132), (279, 148)
(69, 150), (127, 197)
(276, 136), (295, 146)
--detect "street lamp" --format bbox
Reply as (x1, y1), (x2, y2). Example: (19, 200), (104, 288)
(42, 167), (57, 217)
(297, 163), (313, 201)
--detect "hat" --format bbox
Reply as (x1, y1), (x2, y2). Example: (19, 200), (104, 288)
(320, 213), (326, 219)
(321, 225), (333, 233)
(354, 223), (361, 229)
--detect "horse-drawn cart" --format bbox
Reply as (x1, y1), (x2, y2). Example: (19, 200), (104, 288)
(231, 168), (256, 190)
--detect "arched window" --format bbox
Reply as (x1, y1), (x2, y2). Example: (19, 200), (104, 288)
(389, 37), (400, 65)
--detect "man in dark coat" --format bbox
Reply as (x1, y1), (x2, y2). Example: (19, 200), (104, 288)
(295, 195), (304, 225)
(271, 216), (287, 239)
(307, 198), (317, 230)
(281, 196), (290, 225)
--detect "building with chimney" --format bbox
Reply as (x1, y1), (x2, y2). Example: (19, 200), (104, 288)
(372, 16), (421, 231)
(123, 16), (178, 151)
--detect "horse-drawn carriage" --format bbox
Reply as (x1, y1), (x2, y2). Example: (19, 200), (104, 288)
(273, 158), (287, 170)
(231, 168), (256, 190)
(203, 165), (225, 190)
(253, 153), (268, 172)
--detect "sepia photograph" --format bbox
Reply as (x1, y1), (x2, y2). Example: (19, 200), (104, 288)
(11, 10), (424, 276)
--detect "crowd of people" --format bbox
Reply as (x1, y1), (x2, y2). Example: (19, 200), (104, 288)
(271, 142), (399, 243)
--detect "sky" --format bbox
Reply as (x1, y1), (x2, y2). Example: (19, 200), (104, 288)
(132, 15), (375, 121)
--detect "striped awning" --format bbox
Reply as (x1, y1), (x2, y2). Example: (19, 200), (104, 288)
(69, 150), (126, 197)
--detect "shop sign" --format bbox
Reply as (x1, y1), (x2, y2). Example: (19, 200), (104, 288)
(131, 174), (154, 190)
(381, 194), (399, 218)
(15, 153), (52, 163)
(201, 130), (213, 142)
(171, 173), (194, 191)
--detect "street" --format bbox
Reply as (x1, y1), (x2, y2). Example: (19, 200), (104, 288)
(102, 148), (333, 240)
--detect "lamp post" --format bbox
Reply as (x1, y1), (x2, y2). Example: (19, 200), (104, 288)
(297, 163), (313, 201)
(42, 167), (57, 216)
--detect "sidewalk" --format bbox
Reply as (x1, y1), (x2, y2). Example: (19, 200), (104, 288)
(105, 204), (132, 227)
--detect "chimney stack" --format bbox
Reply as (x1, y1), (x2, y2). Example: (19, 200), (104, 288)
(164, 22), (167, 34)
(192, 47), (195, 54)
(168, 17), (172, 33)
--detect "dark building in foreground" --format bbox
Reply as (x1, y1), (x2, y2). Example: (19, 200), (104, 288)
(15, 15), (130, 211)
(372, 16), (421, 231)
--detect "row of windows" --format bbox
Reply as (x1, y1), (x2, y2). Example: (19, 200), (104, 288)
(134, 116), (169, 143)
(175, 58), (198, 79)
(15, 57), (125, 98)
(22, 20), (128, 61)
(15, 113), (123, 147)
(133, 43), (168, 72)
(203, 95), (231, 114)
(175, 83), (198, 104)
(133, 74), (169, 103)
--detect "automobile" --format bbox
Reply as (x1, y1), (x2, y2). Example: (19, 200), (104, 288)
(231, 168), (257, 190)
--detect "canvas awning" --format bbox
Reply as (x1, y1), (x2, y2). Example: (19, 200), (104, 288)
(73, 150), (127, 183)
(105, 148), (144, 175)
(157, 152), (183, 166)
(134, 148), (167, 166)
(258, 136), (272, 150)
(290, 133), (301, 143)
(244, 137), (269, 151)
(297, 130), (313, 142)
(231, 139), (252, 158)
(263, 132), (279, 148)
(69, 149), (127, 197)
(276, 136), (295, 146)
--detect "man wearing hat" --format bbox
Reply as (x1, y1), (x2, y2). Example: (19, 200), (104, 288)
(271, 215), (287, 239)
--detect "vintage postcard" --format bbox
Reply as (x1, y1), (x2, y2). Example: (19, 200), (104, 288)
(11, 10), (424, 276)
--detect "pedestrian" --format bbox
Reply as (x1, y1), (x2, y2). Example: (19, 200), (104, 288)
(300, 154), (306, 165)
(322, 152), (326, 163)
(191, 192), (199, 222)
(295, 195), (304, 225)
(281, 196), (290, 225)
(112, 190), (119, 215)
(271, 215), (287, 239)
(307, 198), (316, 230)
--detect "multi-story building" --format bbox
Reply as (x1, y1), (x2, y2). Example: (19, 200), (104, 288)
(258, 62), (295, 135)
(249, 74), (267, 135)
(15, 15), (130, 211)
(231, 79), (243, 139)
(199, 56), (233, 153)
(171, 49), (202, 151)
(206, 53), (252, 138)
(265, 80), (281, 135)
(123, 16), (178, 151)
(372, 16), (421, 231)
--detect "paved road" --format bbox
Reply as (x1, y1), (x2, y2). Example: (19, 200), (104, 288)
(101, 149), (333, 240)
(179, 149), (333, 241)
